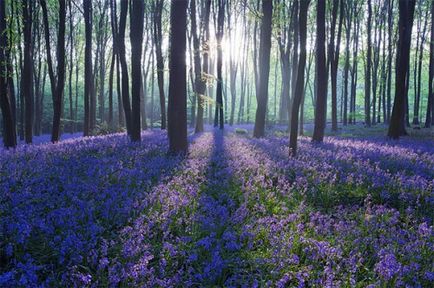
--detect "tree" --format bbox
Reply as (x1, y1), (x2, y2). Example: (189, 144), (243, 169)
(0, 0), (17, 148)
(343, 0), (353, 126)
(40, 0), (66, 143)
(425, 0), (434, 128)
(118, 0), (132, 135)
(388, 0), (416, 139)
(108, 0), (116, 129)
(192, 0), (210, 133)
(83, 0), (92, 136)
(168, 0), (188, 153)
(312, 0), (327, 142)
(253, 0), (272, 138)
(22, 0), (33, 143)
(412, 1), (428, 127)
(214, 0), (225, 129)
(130, 0), (145, 142)
(330, 0), (343, 131)
(365, 0), (372, 127)
(289, 0), (310, 156)
(153, 0), (166, 130)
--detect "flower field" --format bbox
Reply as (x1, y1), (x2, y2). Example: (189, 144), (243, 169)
(0, 130), (433, 287)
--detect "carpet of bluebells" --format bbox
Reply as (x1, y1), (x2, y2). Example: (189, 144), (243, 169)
(0, 129), (433, 287)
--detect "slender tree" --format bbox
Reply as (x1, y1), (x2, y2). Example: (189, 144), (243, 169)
(22, 0), (33, 143)
(153, 0), (166, 130)
(365, 0), (372, 127)
(312, 0), (327, 142)
(192, 0), (210, 133)
(130, 0), (145, 142)
(253, 0), (272, 138)
(0, 0), (17, 148)
(388, 0), (416, 139)
(330, 0), (343, 131)
(214, 0), (225, 129)
(168, 0), (188, 153)
(289, 0), (310, 156)
(40, 0), (66, 143)
(426, 0), (434, 128)
(83, 0), (92, 136)
(118, 0), (132, 135)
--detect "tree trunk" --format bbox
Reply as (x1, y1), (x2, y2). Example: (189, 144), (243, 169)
(253, 0), (272, 138)
(129, 0), (144, 141)
(330, 0), (343, 131)
(118, 0), (132, 135)
(426, 0), (434, 128)
(22, 0), (33, 143)
(289, 0), (310, 156)
(153, 0), (166, 130)
(83, 0), (92, 136)
(0, 0), (17, 148)
(192, 0), (210, 133)
(214, 0), (225, 129)
(312, 0), (327, 142)
(388, 0), (415, 139)
(168, 0), (188, 154)
(41, 0), (66, 143)
(365, 0), (372, 127)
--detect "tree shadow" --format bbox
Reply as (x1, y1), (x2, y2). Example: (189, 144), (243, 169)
(0, 130), (207, 285)
(185, 129), (247, 286)
(246, 135), (433, 219)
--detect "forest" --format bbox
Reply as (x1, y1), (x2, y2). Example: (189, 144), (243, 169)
(0, 0), (433, 286)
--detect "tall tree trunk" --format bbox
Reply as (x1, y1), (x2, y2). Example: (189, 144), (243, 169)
(83, 0), (92, 136)
(41, 0), (66, 143)
(168, 0), (188, 154)
(153, 0), (166, 130)
(22, 0), (33, 143)
(214, 0), (225, 129)
(365, 0), (372, 127)
(413, 7), (428, 127)
(253, 0), (272, 138)
(386, 0), (394, 123)
(388, 0), (416, 139)
(330, 0), (343, 131)
(68, 0), (74, 133)
(343, 1), (352, 126)
(0, 0), (17, 148)
(130, 0), (144, 142)
(118, 0), (132, 135)
(426, 0), (434, 128)
(289, 0), (310, 156)
(192, 0), (210, 133)
(312, 0), (327, 142)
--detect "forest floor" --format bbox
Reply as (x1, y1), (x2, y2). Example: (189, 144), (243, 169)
(0, 125), (433, 287)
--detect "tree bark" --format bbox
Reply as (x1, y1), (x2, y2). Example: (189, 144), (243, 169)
(365, 0), (372, 127)
(0, 0), (17, 148)
(40, 0), (66, 143)
(253, 0), (272, 138)
(289, 0), (310, 156)
(153, 0), (166, 130)
(312, 0), (327, 142)
(388, 0), (415, 139)
(83, 0), (92, 136)
(426, 0), (434, 128)
(168, 0), (188, 154)
(118, 0), (132, 135)
(22, 0), (33, 143)
(130, 0), (144, 142)
(214, 0), (225, 129)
